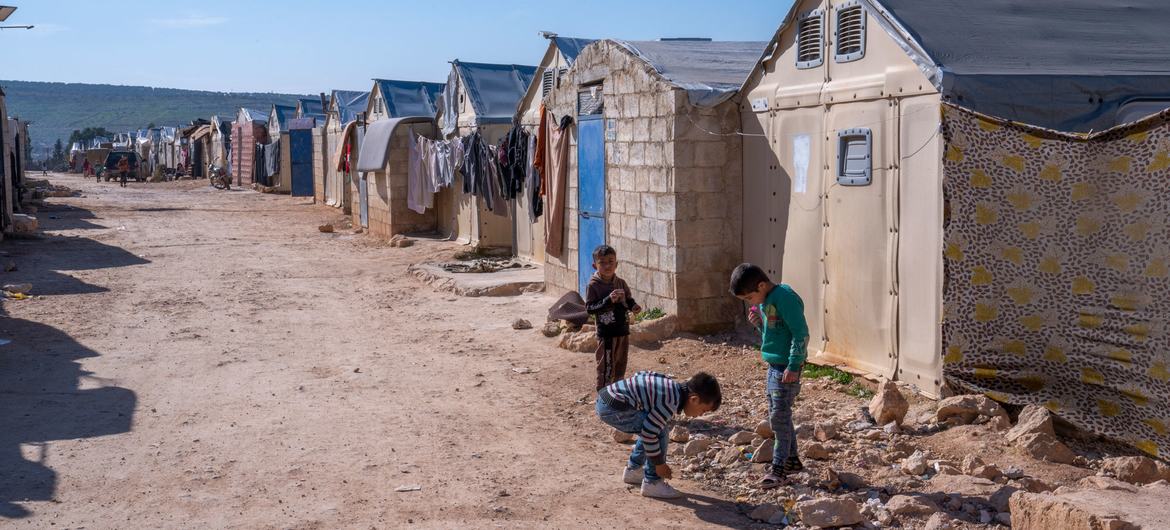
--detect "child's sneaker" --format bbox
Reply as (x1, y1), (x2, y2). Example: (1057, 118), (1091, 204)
(640, 479), (682, 499)
(784, 456), (804, 473)
(622, 466), (644, 485)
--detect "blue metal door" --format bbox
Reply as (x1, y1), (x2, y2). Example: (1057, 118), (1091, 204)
(577, 115), (606, 295)
(359, 172), (369, 227)
(289, 129), (313, 196)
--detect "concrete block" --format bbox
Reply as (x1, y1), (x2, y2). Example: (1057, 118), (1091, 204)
(641, 194), (657, 218)
(639, 94), (656, 117)
(634, 167), (650, 192)
(659, 245), (678, 272)
(648, 167), (670, 193)
(624, 95), (640, 118)
(651, 219), (675, 246)
(633, 118), (650, 141)
(611, 142), (629, 166)
(637, 217), (654, 241)
(645, 142), (665, 167)
(628, 142), (646, 167)
(655, 195), (677, 220)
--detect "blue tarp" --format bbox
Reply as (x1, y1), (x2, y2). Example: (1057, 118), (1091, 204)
(272, 105), (296, 131)
(241, 108), (268, 124)
(453, 61), (537, 123)
(375, 79), (444, 118)
(332, 90), (370, 124)
(553, 37), (596, 64)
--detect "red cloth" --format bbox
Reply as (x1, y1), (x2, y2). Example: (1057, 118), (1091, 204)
(533, 103), (548, 197)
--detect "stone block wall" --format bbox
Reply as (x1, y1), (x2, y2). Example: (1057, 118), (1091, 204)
(364, 125), (436, 240)
(543, 40), (744, 332)
(312, 127), (326, 204)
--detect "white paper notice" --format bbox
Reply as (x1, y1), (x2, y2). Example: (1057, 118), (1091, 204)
(793, 134), (810, 194)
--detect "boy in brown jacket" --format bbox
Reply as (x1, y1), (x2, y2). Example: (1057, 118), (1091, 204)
(586, 245), (642, 392)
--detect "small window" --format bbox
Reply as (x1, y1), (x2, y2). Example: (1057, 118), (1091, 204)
(577, 85), (604, 116)
(837, 128), (872, 186)
(541, 69), (555, 98)
(835, 1), (866, 63)
(796, 9), (824, 69)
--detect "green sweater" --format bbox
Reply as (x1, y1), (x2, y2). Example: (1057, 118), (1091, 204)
(757, 284), (810, 372)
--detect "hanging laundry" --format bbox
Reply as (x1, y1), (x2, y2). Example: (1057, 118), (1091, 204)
(545, 113), (573, 257)
(407, 131), (430, 214)
(526, 131), (542, 222)
(503, 126), (530, 200)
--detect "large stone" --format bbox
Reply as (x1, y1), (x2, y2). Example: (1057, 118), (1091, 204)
(540, 321), (562, 337)
(936, 394), (1009, 426)
(926, 473), (1002, 500)
(755, 420), (774, 439)
(557, 331), (598, 352)
(11, 214), (37, 234)
(749, 503), (780, 522)
(750, 439), (774, 464)
(814, 421), (840, 442)
(683, 438), (714, 457)
(962, 455), (1002, 480)
(1101, 456), (1160, 485)
(1006, 404), (1056, 443)
(1010, 482), (1170, 530)
(717, 447), (742, 465)
(729, 431), (756, 445)
(1015, 432), (1076, 464)
(902, 450), (928, 476)
(868, 380), (910, 426)
(804, 442), (833, 460)
(669, 426), (690, 443)
(628, 313), (678, 346)
(796, 497), (864, 528)
(885, 494), (940, 517)
(922, 512), (957, 530)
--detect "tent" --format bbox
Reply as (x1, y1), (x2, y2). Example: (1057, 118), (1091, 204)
(323, 90), (369, 211)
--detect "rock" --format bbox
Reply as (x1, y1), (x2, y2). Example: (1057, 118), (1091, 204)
(755, 420), (774, 439)
(1156, 461), (1170, 481)
(1009, 482), (1170, 530)
(936, 464), (962, 475)
(1101, 456), (1160, 485)
(989, 414), (1012, 431)
(972, 464), (1003, 481)
(961, 454), (986, 474)
(1014, 477), (1054, 493)
(1077, 476), (1141, 493)
(511, 319), (533, 330)
(3, 283), (32, 294)
(317, 224), (334, 233)
(750, 440), (774, 464)
(885, 494), (940, 517)
(902, 450), (928, 476)
(796, 497), (864, 528)
(612, 430), (636, 444)
(749, 503), (780, 522)
(989, 485), (1022, 512)
(717, 447), (742, 465)
(815, 421), (840, 442)
(923, 512), (957, 530)
(1003, 465), (1026, 480)
(868, 380), (910, 426)
(882, 422), (901, 436)
(683, 438), (714, 457)
(926, 473), (1002, 499)
(1015, 432), (1076, 464)
(936, 394), (1009, 426)
(557, 331), (598, 353)
(12, 214), (37, 234)
(388, 234), (415, 247)
(1006, 405), (1057, 443)
(846, 419), (875, 432)
(729, 431), (756, 445)
(628, 313), (677, 346)
(540, 321), (562, 337)
(669, 426), (690, 443)
(804, 442), (833, 460)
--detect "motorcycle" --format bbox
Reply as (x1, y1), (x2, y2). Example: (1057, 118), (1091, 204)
(208, 163), (231, 190)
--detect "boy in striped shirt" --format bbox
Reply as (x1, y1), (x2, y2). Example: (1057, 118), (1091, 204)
(596, 371), (722, 499)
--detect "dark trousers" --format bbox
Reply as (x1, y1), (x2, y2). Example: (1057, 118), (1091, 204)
(595, 335), (630, 390)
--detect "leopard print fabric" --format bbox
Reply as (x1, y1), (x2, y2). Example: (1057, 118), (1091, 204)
(941, 103), (1170, 458)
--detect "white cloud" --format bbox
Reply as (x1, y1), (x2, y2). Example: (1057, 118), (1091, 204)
(150, 15), (227, 28)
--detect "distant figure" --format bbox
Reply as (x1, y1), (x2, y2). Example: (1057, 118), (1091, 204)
(116, 155), (130, 188)
(82, 159), (92, 178)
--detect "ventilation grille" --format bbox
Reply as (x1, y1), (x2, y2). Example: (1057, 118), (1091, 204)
(835, 3), (866, 63)
(796, 10), (824, 69)
(578, 87), (604, 116)
(541, 69), (555, 98)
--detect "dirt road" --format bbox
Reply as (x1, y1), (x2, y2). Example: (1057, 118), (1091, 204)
(0, 174), (745, 529)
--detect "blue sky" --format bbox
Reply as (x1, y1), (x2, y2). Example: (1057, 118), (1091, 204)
(4, 0), (791, 94)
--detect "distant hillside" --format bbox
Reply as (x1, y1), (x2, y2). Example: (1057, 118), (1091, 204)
(1, 80), (312, 157)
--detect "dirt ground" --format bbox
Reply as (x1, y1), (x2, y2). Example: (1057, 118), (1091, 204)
(0, 173), (1138, 530)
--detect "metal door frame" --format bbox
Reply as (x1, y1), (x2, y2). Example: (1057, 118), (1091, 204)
(577, 114), (606, 295)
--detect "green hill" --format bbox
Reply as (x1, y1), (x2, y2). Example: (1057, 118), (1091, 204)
(0, 80), (312, 157)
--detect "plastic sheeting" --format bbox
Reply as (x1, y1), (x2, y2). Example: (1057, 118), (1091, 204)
(376, 79), (443, 119)
(616, 40), (767, 108)
(332, 90), (370, 124)
(553, 37), (595, 64)
(452, 61), (537, 124)
(941, 103), (1170, 458)
(868, 0), (1170, 133)
(356, 117), (433, 173)
(271, 105), (296, 131)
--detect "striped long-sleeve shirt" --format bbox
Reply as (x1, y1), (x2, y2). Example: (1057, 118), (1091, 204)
(601, 371), (682, 465)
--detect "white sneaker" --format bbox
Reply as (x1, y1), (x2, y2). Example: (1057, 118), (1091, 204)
(622, 466), (644, 485)
(640, 479), (682, 499)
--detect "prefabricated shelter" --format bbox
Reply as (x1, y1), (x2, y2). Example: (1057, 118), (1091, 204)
(264, 104), (297, 192)
(353, 79), (444, 238)
(182, 120), (212, 178)
(230, 107), (269, 186)
(0, 88), (11, 234)
(209, 117), (232, 173)
(539, 39), (764, 333)
(69, 142), (86, 172)
(323, 90), (369, 211)
(513, 35), (596, 263)
(740, 0), (1170, 455)
(295, 97), (330, 203)
(434, 60), (537, 249)
(7, 118), (28, 205)
(296, 97), (327, 123)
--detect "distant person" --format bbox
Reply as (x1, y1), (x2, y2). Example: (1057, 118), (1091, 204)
(116, 155), (130, 188)
(595, 371), (721, 499)
(585, 245), (642, 394)
(730, 263), (809, 489)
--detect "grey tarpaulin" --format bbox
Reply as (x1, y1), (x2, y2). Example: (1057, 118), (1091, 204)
(553, 37), (596, 64)
(375, 79), (444, 118)
(440, 68), (460, 136)
(864, 0), (1170, 132)
(240, 108), (268, 124)
(452, 61), (538, 124)
(615, 40), (768, 108)
(356, 117), (433, 172)
(272, 104), (296, 131)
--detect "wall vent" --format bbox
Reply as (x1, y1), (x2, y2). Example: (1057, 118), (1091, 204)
(796, 9), (825, 69)
(835, 2), (866, 63)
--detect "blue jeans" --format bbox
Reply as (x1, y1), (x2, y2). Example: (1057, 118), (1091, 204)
(767, 365), (801, 471)
(595, 398), (667, 482)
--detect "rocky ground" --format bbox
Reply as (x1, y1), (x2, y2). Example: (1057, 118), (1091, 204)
(2, 172), (1167, 529)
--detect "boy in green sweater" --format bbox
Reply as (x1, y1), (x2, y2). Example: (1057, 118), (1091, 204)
(729, 263), (809, 488)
